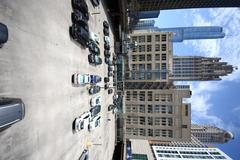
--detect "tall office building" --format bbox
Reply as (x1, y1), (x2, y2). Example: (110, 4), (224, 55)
(124, 87), (191, 141)
(156, 26), (225, 42)
(191, 124), (234, 144)
(133, 26), (225, 42)
(131, 0), (240, 11)
(171, 56), (234, 81)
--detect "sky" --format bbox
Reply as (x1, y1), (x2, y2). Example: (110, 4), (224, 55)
(155, 8), (240, 159)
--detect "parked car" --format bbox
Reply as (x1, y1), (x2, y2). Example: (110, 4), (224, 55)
(104, 83), (109, 90)
(89, 32), (100, 45)
(72, 0), (89, 20)
(104, 36), (110, 44)
(90, 75), (101, 84)
(71, 10), (88, 26)
(0, 23), (8, 45)
(103, 27), (109, 36)
(108, 71), (113, 77)
(90, 95), (101, 107)
(90, 105), (101, 118)
(74, 112), (91, 132)
(88, 41), (100, 55)
(88, 115), (100, 131)
(104, 50), (110, 57)
(72, 73), (90, 85)
(104, 42), (110, 50)
(88, 54), (102, 65)
(105, 57), (110, 64)
(89, 85), (101, 94)
(108, 66), (113, 72)
(103, 20), (109, 29)
(108, 104), (116, 111)
(79, 149), (89, 160)
(69, 24), (89, 47)
(0, 98), (25, 130)
(104, 77), (110, 83)
(108, 88), (113, 94)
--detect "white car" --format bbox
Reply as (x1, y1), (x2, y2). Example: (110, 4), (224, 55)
(90, 95), (101, 107)
(104, 36), (110, 43)
(72, 73), (90, 85)
(74, 112), (91, 132)
(89, 32), (100, 44)
(88, 115), (100, 131)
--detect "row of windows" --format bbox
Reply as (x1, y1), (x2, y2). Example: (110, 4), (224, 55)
(126, 116), (174, 126)
(131, 34), (167, 43)
(132, 44), (167, 53)
(131, 53), (167, 62)
(126, 91), (172, 102)
(126, 128), (173, 137)
(128, 72), (167, 80)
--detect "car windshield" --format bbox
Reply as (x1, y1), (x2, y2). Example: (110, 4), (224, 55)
(78, 75), (84, 83)
(84, 75), (89, 83)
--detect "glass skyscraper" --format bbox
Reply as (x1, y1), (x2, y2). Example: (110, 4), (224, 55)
(157, 26), (225, 42)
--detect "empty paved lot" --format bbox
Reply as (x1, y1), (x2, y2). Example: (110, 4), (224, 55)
(0, 0), (116, 159)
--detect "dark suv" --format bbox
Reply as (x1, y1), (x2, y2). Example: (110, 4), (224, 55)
(72, 0), (89, 20)
(71, 10), (88, 25)
(0, 23), (8, 46)
(70, 24), (89, 47)
(0, 98), (25, 130)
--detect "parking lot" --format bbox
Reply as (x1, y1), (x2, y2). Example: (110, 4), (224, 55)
(0, 0), (116, 160)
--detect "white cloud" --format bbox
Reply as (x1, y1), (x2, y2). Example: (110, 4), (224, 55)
(232, 106), (240, 113)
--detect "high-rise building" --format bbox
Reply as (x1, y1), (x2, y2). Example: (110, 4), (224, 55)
(131, 0), (240, 11)
(156, 26), (225, 42)
(124, 88), (191, 141)
(191, 124), (234, 144)
(171, 56), (234, 81)
(130, 20), (155, 30)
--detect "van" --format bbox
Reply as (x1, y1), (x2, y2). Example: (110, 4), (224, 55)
(0, 98), (25, 129)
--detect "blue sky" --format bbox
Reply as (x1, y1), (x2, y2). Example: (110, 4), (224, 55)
(155, 8), (240, 159)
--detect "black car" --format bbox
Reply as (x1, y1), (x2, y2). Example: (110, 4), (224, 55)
(91, 0), (100, 7)
(89, 85), (101, 95)
(72, 0), (89, 20)
(70, 24), (89, 47)
(104, 83), (109, 90)
(104, 42), (110, 50)
(88, 54), (102, 65)
(88, 41), (100, 55)
(104, 77), (110, 83)
(104, 50), (110, 57)
(0, 23), (8, 46)
(103, 20), (109, 29)
(90, 105), (101, 118)
(71, 10), (88, 26)
(108, 89), (113, 94)
(105, 57), (110, 64)
(108, 104), (116, 111)
(103, 27), (109, 36)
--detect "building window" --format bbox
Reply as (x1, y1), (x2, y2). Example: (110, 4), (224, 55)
(161, 34), (167, 42)
(147, 45), (152, 52)
(161, 72), (167, 80)
(132, 55), (137, 61)
(155, 35), (160, 42)
(161, 44), (166, 51)
(155, 54), (160, 61)
(132, 91), (137, 101)
(139, 54), (145, 61)
(139, 105), (145, 113)
(185, 105), (188, 116)
(155, 129), (161, 136)
(147, 91), (152, 101)
(160, 94), (172, 102)
(155, 118), (161, 126)
(131, 64), (137, 70)
(139, 116), (145, 125)
(139, 45), (146, 52)
(132, 46), (137, 52)
(168, 130), (173, 138)
(148, 117), (153, 125)
(162, 53), (166, 61)
(132, 154), (148, 160)
(154, 105), (161, 113)
(148, 105), (153, 113)
(138, 36), (145, 43)
(155, 44), (160, 51)
(139, 91), (145, 101)
(132, 36), (137, 42)
(148, 129), (153, 136)
(155, 63), (160, 70)
(139, 129), (146, 136)
(126, 91), (131, 101)
(154, 93), (160, 101)
(147, 54), (152, 61)
(147, 35), (152, 42)
(161, 63), (166, 70)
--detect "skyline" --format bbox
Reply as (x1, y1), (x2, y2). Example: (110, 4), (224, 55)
(155, 7), (240, 159)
